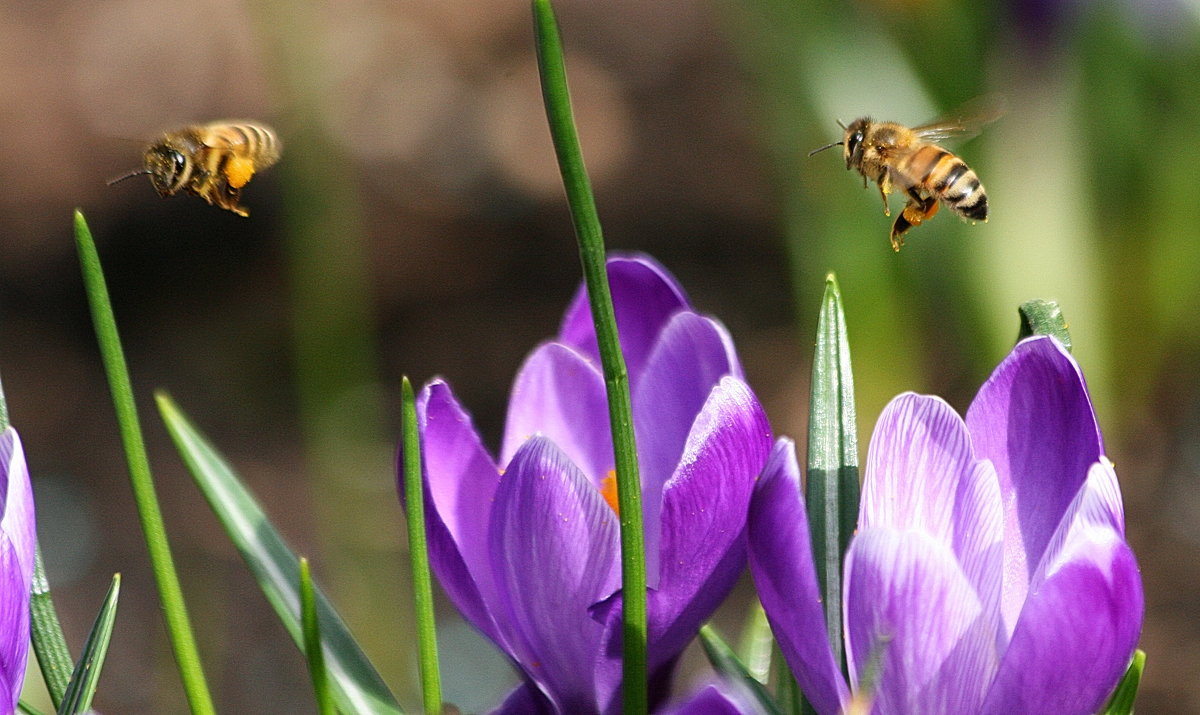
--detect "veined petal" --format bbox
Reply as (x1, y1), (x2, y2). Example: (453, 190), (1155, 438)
(861, 393), (975, 541)
(489, 435), (622, 712)
(634, 312), (743, 588)
(748, 438), (849, 715)
(0, 427), (34, 713)
(965, 336), (1103, 614)
(414, 381), (505, 643)
(981, 533), (1142, 715)
(650, 376), (770, 664)
(844, 529), (995, 715)
(950, 460), (1005, 655)
(558, 254), (691, 383)
(501, 342), (612, 488)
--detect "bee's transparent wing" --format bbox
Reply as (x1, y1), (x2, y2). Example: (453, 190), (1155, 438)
(912, 94), (1008, 143)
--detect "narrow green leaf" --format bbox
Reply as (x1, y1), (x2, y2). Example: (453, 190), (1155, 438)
(73, 210), (215, 715)
(1017, 299), (1072, 351)
(531, 2), (647, 712)
(30, 545), (74, 708)
(156, 392), (403, 715)
(738, 602), (774, 685)
(1100, 649), (1145, 715)
(2, 340), (75, 708)
(698, 625), (783, 715)
(401, 377), (442, 715)
(18, 701), (46, 715)
(806, 273), (859, 675)
(57, 574), (120, 715)
(300, 559), (336, 715)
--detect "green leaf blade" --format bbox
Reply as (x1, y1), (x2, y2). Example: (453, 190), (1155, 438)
(1100, 649), (1145, 715)
(1017, 299), (1072, 351)
(57, 574), (121, 715)
(156, 393), (403, 715)
(698, 625), (782, 715)
(805, 273), (860, 675)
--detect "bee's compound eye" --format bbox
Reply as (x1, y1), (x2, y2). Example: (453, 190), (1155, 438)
(171, 151), (187, 179)
(847, 130), (864, 157)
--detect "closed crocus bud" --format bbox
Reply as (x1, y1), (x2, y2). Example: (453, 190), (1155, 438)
(750, 336), (1143, 715)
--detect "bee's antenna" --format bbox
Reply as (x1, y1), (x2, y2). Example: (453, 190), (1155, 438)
(808, 118), (848, 157)
(807, 141), (843, 157)
(106, 169), (150, 186)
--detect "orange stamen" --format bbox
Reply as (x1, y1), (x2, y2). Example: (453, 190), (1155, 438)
(600, 469), (620, 516)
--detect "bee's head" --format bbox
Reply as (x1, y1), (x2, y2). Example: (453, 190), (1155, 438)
(841, 118), (870, 170)
(141, 144), (191, 195)
(807, 117), (869, 171)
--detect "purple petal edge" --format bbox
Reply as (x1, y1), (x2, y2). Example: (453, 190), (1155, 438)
(748, 438), (849, 715)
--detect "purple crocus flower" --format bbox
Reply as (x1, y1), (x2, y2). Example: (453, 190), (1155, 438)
(408, 255), (773, 714)
(1, 427), (36, 713)
(749, 336), (1143, 714)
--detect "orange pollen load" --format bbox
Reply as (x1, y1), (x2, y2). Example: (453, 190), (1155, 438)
(600, 469), (620, 516)
(223, 156), (257, 189)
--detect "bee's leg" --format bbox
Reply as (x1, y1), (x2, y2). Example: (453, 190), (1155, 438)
(889, 195), (938, 251)
(876, 175), (892, 217)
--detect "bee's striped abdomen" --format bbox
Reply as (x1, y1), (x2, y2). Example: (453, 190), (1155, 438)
(900, 144), (988, 222)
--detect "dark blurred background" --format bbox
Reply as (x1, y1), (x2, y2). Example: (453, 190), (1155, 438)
(2, 0), (1196, 711)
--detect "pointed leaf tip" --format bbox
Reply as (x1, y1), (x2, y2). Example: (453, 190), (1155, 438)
(1017, 299), (1072, 352)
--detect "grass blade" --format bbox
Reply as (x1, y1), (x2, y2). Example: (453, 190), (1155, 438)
(156, 392), (403, 715)
(531, 2), (648, 711)
(699, 625), (782, 715)
(73, 210), (215, 714)
(29, 546), (74, 708)
(300, 559), (336, 715)
(57, 574), (121, 715)
(1100, 649), (1145, 715)
(805, 273), (859, 675)
(401, 378), (442, 714)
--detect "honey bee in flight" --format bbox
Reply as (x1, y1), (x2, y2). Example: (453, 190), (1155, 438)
(810, 98), (1004, 251)
(109, 121), (281, 217)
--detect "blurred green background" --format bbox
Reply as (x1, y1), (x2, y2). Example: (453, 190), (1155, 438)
(1, 0), (1195, 711)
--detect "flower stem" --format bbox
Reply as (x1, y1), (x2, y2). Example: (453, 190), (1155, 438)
(531, 2), (648, 712)
(73, 210), (216, 715)
(402, 377), (443, 715)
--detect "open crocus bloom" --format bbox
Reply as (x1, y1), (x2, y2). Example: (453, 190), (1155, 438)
(408, 255), (772, 714)
(749, 336), (1143, 715)
(1, 427), (36, 714)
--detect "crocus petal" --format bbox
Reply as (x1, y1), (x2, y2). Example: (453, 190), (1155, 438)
(965, 336), (1104, 623)
(558, 255), (690, 383)
(415, 381), (504, 644)
(748, 438), (849, 715)
(650, 376), (771, 663)
(634, 312), (743, 588)
(0, 427), (34, 713)
(862, 393), (978, 540)
(660, 684), (747, 715)
(844, 529), (995, 715)
(489, 436), (622, 712)
(501, 342), (612, 487)
(980, 534), (1142, 714)
(979, 458), (1142, 713)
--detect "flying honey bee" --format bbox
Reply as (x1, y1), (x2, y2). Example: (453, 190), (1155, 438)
(810, 98), (1004, 251)
(109, 121), (281, 217)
